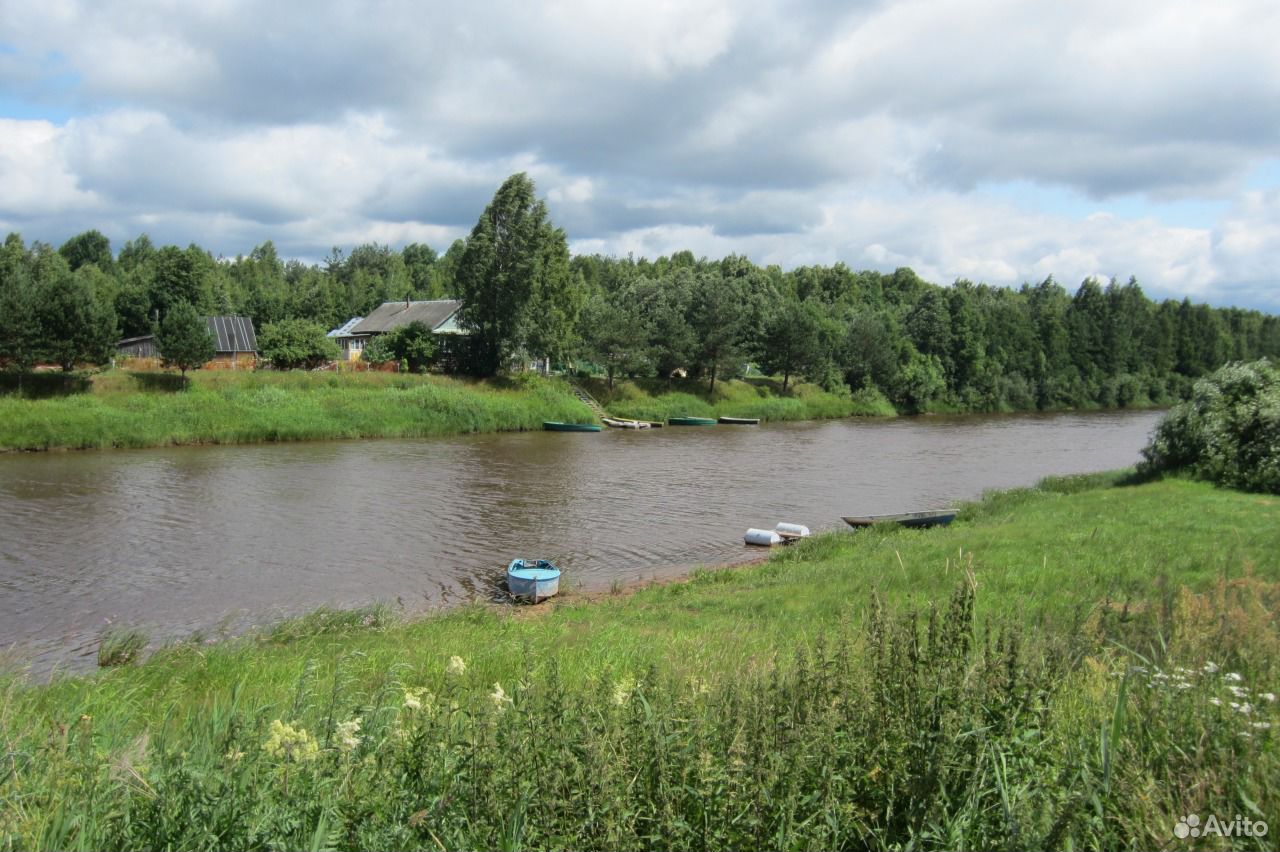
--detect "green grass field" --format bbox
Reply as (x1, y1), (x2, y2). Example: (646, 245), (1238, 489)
(1, 473), (1276, 849)
(0, 371), (596, 451)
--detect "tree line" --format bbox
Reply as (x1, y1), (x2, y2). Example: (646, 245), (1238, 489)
(2, 173), (1278, 412)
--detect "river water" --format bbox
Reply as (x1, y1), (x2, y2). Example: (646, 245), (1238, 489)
(0, 409), (1162, 671)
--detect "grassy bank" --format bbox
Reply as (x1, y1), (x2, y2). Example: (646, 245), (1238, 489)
(0, 371), (595, 451)
(582, 376), (897, 422)
(2, 474), (1277, 849)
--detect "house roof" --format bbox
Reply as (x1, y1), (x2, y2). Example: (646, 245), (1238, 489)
(115, 316), (258, 354)
(350, 299), (463, 334)
(327, 317), (365, 338)
(206, 316), (258, 353)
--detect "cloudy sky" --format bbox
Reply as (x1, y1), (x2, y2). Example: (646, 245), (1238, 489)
(2, 0), (1279, 309)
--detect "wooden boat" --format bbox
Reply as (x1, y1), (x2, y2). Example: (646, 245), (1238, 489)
(668, 416), (717, 426)
(718, 416), (760, 425)
(543, 421), (602, 432)
(507, 558), (561, 602)
(602, 417), (650, 429)
(842, 511), (957, 529)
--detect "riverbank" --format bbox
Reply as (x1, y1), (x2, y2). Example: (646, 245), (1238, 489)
(580, 375), (897, 422)
(2, 472), (1276, 850)
(0, 371), (597, 451)
(0, 371), (893, 452)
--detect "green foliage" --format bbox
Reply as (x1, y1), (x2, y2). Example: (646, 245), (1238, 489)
(359, 322), (438, 372)
(155, 302), (216, 376)
(456, 173), (576, 375)
(58, 229), (115, 273)
(35, 259), (117, 370)
(6, 184), (1280, 412)
(258, 318), (340, 370)
(1140, 358), (1280, 492)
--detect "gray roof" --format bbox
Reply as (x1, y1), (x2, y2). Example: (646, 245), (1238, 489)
(115, 316), (258, 354)
(350, 300), (462, 334)
(205, 316), (257, 353)
(327, 317), (365, 338)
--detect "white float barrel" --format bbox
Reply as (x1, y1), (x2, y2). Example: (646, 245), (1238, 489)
(744, 528), (782, 546)
(775, 523), (811, 538)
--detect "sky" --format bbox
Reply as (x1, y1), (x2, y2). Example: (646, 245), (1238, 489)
(1, 0), (1279, 310)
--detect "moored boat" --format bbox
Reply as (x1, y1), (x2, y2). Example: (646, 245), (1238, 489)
(507, 558), (561, 602)
(842, 510), (957, 529)
(602, 417), (650, 429)
(718, 416), (760, 425)
(668, 416), (717, 426)
(543, 421), (603, 432)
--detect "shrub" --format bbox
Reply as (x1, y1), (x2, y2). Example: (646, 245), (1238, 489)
(1140, 358), (1280, 493)
(258, 319), (340, 370)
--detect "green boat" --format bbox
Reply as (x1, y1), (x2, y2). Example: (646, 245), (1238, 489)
(543, 421), (603, 432)
(668, 416), (717, 426)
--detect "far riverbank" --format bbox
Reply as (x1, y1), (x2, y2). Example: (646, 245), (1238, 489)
(0, 370), (872, 452)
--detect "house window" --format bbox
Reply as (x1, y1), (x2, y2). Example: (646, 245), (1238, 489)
(351, 339), (364, 350)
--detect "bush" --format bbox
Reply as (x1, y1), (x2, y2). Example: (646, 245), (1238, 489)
(1140, 358), (1280, 493)
(259, 319), (340, 370)
(362, 322), (438, 372)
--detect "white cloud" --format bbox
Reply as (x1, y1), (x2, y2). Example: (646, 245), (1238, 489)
(1, 0), (1279, 308)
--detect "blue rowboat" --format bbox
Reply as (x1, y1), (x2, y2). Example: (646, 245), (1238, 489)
(507, 559), (561, 602)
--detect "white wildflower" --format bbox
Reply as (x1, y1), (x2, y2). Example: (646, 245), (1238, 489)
(446, 655), (467, 676)
(1225, 672), (1243, 682)
(403, 687), (433, 712)
(1209, 697), (1222, 706)
(1252, 721), (1272, 730)
(1176, 681), (1192, 690)
(336, 718), (362, 753)
(490, 682), (512, 710)
(612, 677), (635, 707)
(1262, 692), (1277, 703)
(1204, 662), (1220, 674)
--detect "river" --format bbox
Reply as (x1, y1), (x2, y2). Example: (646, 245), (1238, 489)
(0, 409), (1161, 671)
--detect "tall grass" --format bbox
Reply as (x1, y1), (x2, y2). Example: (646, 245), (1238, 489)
(584, 376), (895, 422)
(0, 371), (595, 451)
(1, 475), (1276, 849)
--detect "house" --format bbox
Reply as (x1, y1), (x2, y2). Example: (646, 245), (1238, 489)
(345, 299), (467, 367)
(349, 299), (464, 337)
(326, 316), (367, 361)
(116, 316), (259, 369)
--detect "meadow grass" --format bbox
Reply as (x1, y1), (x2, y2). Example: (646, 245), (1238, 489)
(0, 371), (595, 451)
(582, 376), (896, 423)
(1, 474), (1277, 849)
